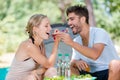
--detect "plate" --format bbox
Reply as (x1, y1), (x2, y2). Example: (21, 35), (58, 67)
(74, 77), (97, 80)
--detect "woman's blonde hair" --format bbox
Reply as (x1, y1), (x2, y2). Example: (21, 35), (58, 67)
(26, 14), (47, 38)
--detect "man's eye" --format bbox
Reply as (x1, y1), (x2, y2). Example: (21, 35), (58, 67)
(70, 18), (74, 21)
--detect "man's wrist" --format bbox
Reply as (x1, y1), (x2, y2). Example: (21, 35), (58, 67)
(69, 40), (74, 47)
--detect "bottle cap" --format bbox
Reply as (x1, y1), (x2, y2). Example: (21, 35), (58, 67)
(58, 53), (62, 56)
(64, 53), (69, 56)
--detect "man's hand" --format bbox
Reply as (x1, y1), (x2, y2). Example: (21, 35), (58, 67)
(71, 60), (89, 72)
(70, 61), (80, 75)
(57, 32), (73, 46)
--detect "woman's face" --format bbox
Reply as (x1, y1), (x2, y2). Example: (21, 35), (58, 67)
(35, 17), (52, 40)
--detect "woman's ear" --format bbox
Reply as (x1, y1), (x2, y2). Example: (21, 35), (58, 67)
(33, 26), (38, 35)
(33, 26), (38, 32)
(33, 26), (36, 31)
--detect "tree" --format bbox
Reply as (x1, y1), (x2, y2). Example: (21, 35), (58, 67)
(58, 0), (72, 23)
(84, 0), (96, 27)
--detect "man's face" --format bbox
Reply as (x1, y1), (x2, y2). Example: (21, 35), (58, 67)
(67, 12), (83, 35)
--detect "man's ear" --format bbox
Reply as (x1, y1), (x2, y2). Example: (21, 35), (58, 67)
(80, 16), (86, 24)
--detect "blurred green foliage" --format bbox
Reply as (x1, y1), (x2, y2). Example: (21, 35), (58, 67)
(0, 0), (120, 55)
(93, 0), (120, 43)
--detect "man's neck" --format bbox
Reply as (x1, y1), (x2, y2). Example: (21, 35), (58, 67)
(80, 24), (90, 39)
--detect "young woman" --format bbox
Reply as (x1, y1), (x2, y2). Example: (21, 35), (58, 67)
(6, 14), (60, 80)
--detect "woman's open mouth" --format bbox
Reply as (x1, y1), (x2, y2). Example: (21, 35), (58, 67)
(46, 32), (50, 36)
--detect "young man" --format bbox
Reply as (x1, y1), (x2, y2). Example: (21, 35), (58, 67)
(57, 5), (119, 80)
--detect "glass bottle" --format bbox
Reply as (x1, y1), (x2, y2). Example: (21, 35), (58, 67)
(57, 53), (62, 76)
(64, 53), (71, 80)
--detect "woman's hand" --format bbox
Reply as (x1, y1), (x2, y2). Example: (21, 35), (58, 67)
(44, 67), (57, 78)
(30, 70), (40, 80)
(53, 29), (61, 42)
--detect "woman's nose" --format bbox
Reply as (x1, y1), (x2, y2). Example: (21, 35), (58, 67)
(49, 26), (52, 31)
(47, 26), (51, 33)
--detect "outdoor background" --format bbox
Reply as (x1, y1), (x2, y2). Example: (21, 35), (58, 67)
(0, 0), (120, 74)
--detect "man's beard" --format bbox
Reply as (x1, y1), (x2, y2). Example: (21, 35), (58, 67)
(72, 27), (79, 35)
(73, 31), (78, 35)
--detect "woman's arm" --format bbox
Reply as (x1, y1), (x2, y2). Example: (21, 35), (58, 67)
(27, 34), (60, 68)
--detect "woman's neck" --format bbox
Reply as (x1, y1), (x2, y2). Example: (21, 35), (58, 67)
(33, 36), (43, 47)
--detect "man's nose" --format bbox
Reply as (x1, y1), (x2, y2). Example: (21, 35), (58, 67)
(67, 21), (72, 26)
(67, 21), (71, 25)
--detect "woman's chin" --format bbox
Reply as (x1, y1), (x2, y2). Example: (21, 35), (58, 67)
(44, 37), (49, 40)
(43, 35), (49, 40)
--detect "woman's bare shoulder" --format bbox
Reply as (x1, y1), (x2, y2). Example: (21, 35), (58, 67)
(15, 39), (35, 61)
(21, 39), (34, 48)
